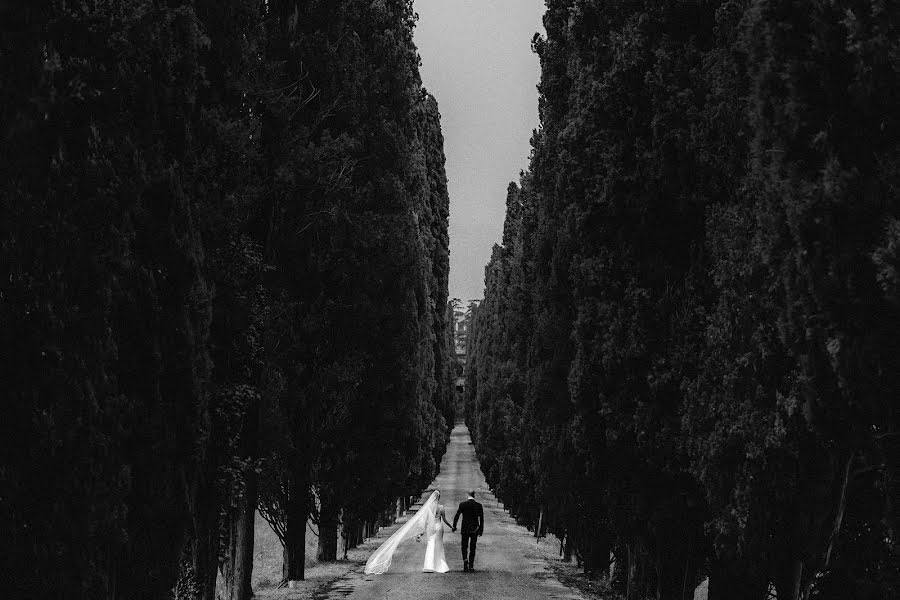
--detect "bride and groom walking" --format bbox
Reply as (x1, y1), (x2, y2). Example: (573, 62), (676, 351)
(364, 490), (485, 575)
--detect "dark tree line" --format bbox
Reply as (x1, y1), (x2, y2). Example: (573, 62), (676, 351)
(0, 1), (452, 599)
(466, 2), (899, 600)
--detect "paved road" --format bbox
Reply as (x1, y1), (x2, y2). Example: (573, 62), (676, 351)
(320, 424), (585, 600)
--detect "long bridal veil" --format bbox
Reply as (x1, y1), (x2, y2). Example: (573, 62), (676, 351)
(364, 490), (439, 575)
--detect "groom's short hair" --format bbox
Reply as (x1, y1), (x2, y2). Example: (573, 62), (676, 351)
(468, 490), (475, 497)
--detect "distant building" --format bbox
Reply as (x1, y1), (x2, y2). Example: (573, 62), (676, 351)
(454, 315), (468, 357)
(450, 300), (478, 400)
(452, 305), (468, 394)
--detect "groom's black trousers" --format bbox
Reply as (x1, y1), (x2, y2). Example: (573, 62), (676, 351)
(461, 532), (478, 565)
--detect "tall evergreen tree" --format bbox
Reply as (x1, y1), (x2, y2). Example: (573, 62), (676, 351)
(467, 2), (900, 600)
(1, 1), (453, 597)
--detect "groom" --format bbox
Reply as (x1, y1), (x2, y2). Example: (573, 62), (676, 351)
(452, 490), (484, 572)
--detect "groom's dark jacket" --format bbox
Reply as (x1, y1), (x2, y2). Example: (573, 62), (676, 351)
(453, 497), (484, 536)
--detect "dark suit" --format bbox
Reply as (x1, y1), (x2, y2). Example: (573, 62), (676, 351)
(453, 497), (484, 567)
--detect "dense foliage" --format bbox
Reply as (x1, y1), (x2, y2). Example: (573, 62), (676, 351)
(0, 1), (451, 599)
(466, 2), (900, 600)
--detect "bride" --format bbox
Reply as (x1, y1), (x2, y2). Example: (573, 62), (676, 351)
(364, 490), (454, 574)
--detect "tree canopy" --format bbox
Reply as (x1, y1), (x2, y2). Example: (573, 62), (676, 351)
(1, 1), (452, 598)
(466, 2), (900, 599)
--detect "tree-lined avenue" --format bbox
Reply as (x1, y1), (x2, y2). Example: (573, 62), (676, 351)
(318, 424), (585, 600)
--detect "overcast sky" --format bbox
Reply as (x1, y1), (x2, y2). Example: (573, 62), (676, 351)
(413, 0), (545, 304)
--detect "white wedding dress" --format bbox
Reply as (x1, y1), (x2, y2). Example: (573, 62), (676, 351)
(423, 505), (449, 573)
(364, 490), (450, 575)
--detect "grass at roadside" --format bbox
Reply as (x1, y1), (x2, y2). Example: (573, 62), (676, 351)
(252, 512), (320, 590)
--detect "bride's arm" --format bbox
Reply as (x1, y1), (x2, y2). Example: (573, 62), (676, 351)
(441, 508), (452, 528)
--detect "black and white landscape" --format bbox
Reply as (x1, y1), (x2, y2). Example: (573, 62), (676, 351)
(1, 2), (898, 600)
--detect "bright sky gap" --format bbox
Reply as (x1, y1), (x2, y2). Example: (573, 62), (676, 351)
(413, 0), (545, 303)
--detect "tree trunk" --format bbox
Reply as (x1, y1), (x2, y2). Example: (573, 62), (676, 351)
(625, 539), (645, 600)
(317, 492), (339, 562)
(655, 523), (702, 600)
(198, 522), (218, 600)
(773, 559), (803, 600)
(176, 505), (218, 600)
(655, 548), (686, 600)
(778, 448), (853, 600)
(224, 395), (259, 600)
(611, 546), (628, 595)
(626, 542), (637, 600)
(583, 528), (612, 579)
(228, 471), (257, 600)
(179, 458), (219, 600)
(819, 451), (853, 566)
(283, 474), (307, 582)
(707, 557), (768, 600)
(882, 433), (900, 544)
(342, 524), (349, 559)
